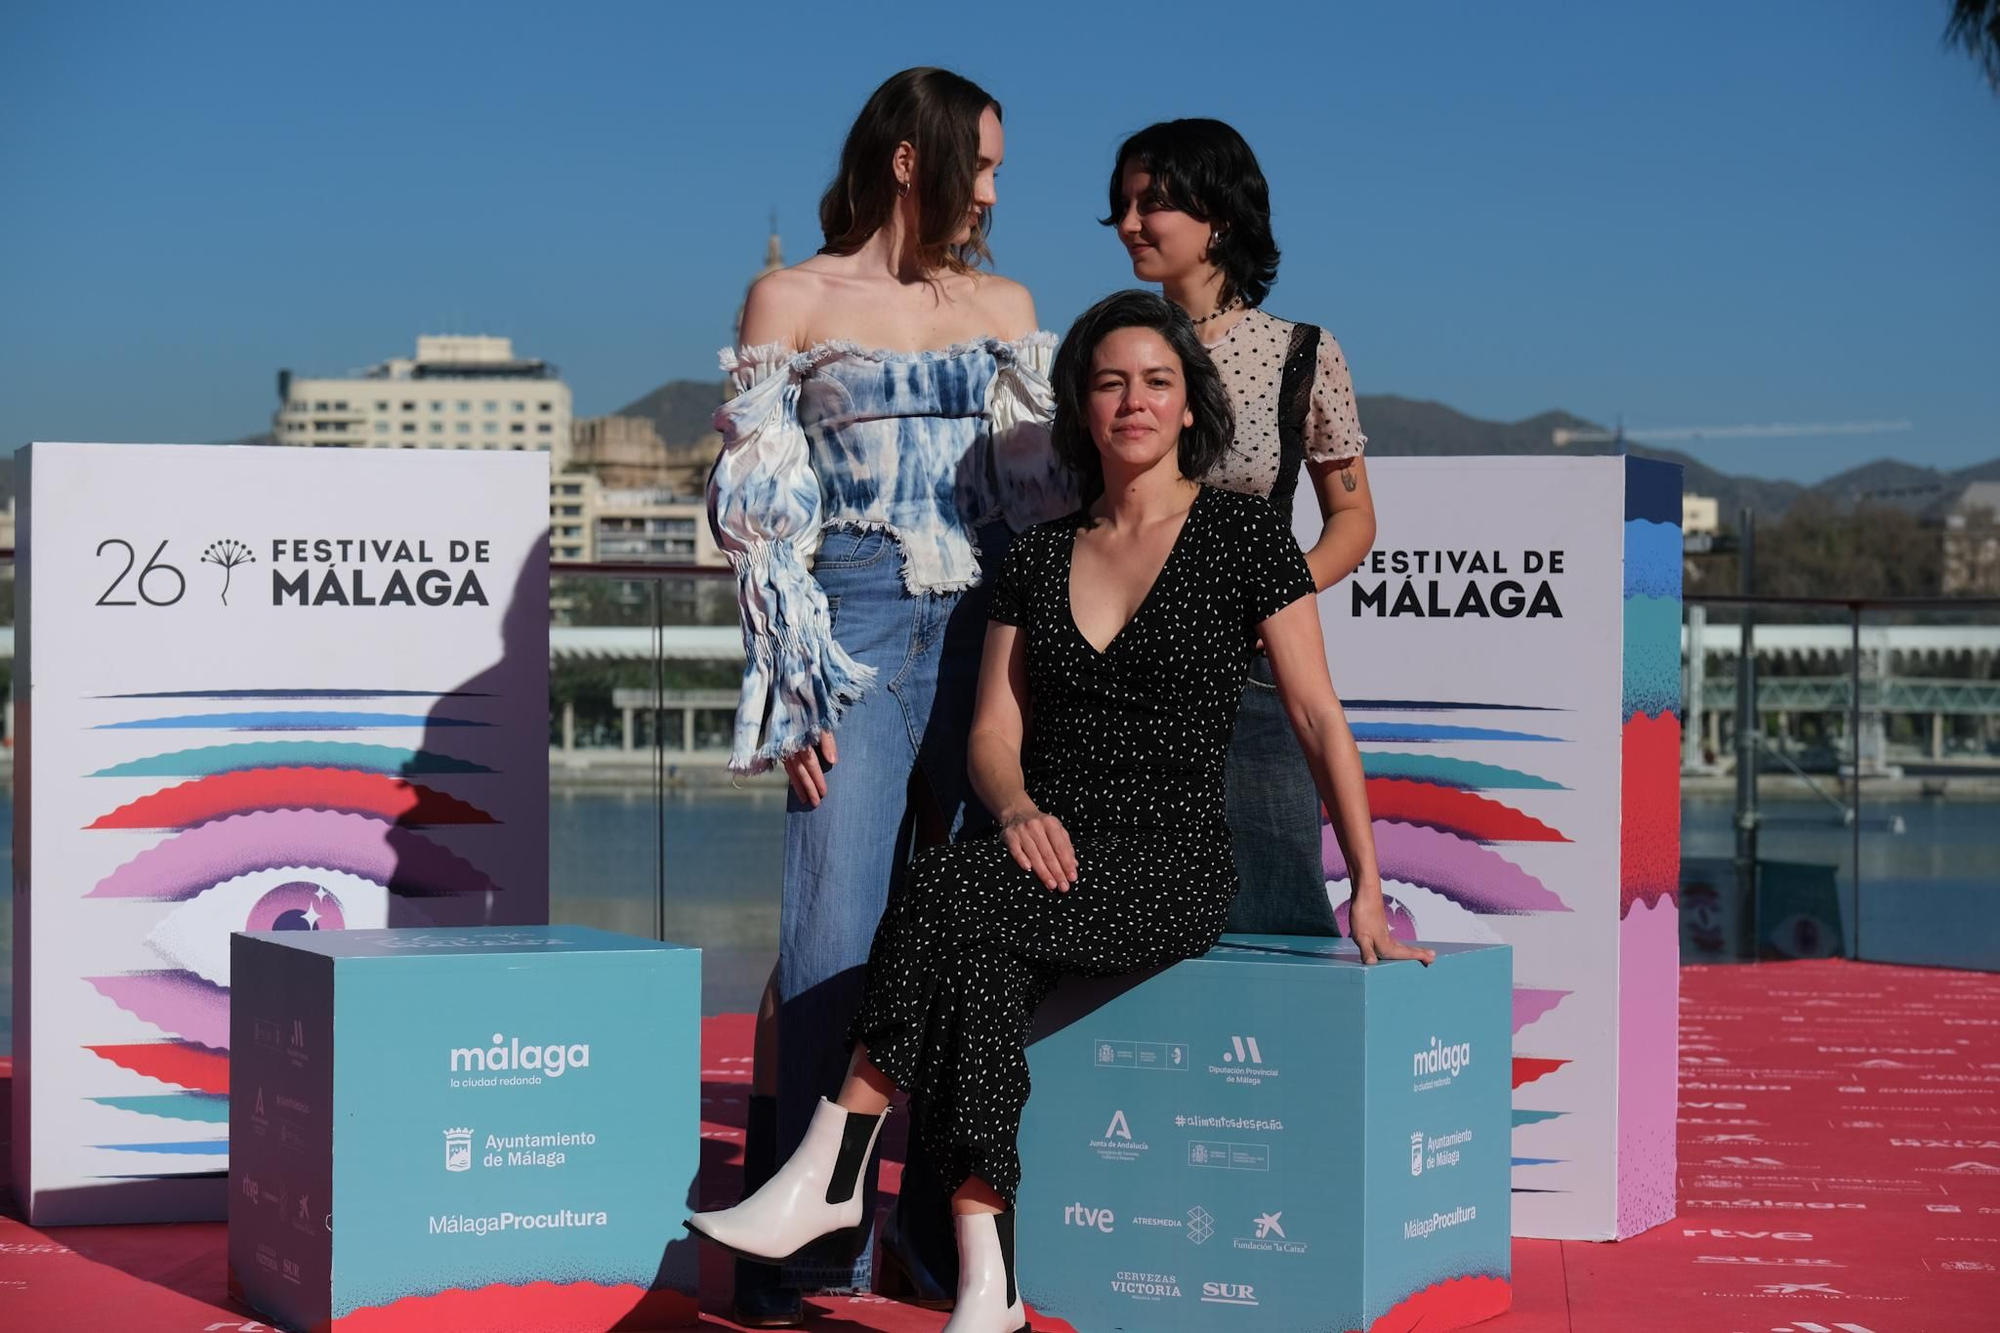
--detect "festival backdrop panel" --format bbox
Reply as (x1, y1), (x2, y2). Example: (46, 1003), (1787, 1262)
(1294, 455), (1682, 1241)
(12, 442), (551, 1225)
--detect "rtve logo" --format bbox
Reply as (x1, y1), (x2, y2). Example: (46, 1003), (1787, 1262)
(1064, 1203), (1115, 1233)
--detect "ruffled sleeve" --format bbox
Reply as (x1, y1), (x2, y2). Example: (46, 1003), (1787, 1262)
(989, 331), (1078, 531)
(1305, 333), (1368, 464)
(707, 343), (877, 773)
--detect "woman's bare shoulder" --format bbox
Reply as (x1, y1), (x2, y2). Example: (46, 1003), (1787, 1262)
(964, 271), (1039, 339)
(738, 262), (842, 349)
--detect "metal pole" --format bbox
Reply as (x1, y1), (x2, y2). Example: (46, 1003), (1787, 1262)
(1685, 603), (1707, 770)
(1734, 510), (1759, 959)
(1850, 604), (1863, 961)
(652, 578), (666, 943)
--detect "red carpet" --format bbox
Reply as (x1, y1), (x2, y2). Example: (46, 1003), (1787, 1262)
(3, 959), (1996, 1331)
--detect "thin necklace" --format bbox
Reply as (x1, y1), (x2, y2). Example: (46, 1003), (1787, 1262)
(1186, 296), (1243, 327)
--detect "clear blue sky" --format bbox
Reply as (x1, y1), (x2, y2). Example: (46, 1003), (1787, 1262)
(1, 0), (1994, 484)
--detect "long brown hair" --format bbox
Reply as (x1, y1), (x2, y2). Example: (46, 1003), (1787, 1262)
(819, 67), (1000, 275)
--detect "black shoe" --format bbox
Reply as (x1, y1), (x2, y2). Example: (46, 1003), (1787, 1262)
(873, 1200), (955, 1310)
(730, 1094), (804, 1327)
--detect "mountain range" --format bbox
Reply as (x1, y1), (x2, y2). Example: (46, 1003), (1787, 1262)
(10, 384), (1978, 525)
(612, 378), (1999, 523)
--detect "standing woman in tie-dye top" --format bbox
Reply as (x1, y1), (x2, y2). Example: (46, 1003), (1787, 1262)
(705, 66), (1070, 1323)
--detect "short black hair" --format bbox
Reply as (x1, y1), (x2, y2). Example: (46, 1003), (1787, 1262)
(1103, 118), (1279, 309)
(1051, 290), (1236, 511)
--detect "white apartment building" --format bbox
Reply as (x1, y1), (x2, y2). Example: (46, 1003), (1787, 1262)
(547, 471), (723, 568)
(273, 335), (572, 469)
(1682, 493), (1720, 537)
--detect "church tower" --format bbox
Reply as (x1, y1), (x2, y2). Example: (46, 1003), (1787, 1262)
(734, 214), (783, 342)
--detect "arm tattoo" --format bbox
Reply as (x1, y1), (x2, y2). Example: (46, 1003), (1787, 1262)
(1340, 468), (1358, 493)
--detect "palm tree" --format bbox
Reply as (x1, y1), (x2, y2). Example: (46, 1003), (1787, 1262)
(1946, 0), (2000, 90)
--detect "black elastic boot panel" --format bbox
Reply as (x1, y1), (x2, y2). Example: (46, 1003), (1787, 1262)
(824, 1109), (884, 1206)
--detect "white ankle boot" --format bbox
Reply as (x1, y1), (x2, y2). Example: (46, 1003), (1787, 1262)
(685, 1098), (887, 1265)
(941, 1210), (1028, 1332)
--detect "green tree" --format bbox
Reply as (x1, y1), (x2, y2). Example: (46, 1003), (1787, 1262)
(1946, 0), (2000, 90)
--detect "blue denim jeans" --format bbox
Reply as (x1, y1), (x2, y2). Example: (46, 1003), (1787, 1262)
(1224, 653), (1342, 935)
(775, 523), (1005, 1290)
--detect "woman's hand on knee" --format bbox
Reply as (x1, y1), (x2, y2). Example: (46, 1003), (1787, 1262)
(999, 802), (1078, 892)
(784, 731), (839, 807)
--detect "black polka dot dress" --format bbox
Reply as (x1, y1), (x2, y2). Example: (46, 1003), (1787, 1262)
(848, 485), (1317, 1203)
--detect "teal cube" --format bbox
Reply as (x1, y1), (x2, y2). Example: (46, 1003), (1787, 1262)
(1017, 937), (1511, 1332)
(227, 926), (700, 1331)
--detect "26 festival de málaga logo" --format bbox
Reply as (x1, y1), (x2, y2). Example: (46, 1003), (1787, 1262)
(93, 533), (494, 609)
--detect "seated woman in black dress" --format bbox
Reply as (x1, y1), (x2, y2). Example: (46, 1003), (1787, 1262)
(688, 290), (1432, 1333)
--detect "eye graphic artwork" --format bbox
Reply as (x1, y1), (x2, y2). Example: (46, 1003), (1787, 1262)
(1349, 721), (1562, 744)
(96, 709), (488, 732)
(144, 867), (390, 987)
(1511, 987), (1572, 1034)
(75, 691), (514, 1178)
(85, 1039), (230, 1094)
(1360, 752), (1565, 792)
(94, 741), (496, 779)
(90, 1092), (229, 1124)
(88, 970), (230, 1050)
(88, 809), (500, 990)
(1324, 820), (1568, 916)
(1512, 1056), (1570, 1089)
(88, 767), (499, 829)
(1330, 880), (1502, 946)
(90, 809), (498, 903)
(1362, 778), (1568, 845)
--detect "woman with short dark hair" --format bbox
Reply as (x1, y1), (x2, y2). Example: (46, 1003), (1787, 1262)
(1106, 117), (1381, 937)
(690, 291), (1428, 1333)
(706, 65), (1070, 1324)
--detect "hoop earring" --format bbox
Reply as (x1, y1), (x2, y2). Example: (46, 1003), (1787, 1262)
(897, 180), (910, 198)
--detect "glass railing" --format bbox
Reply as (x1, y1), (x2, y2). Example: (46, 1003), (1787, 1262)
(1681, 593), (2000, 970)
(4, 571), (1996, 1057)
(546, 563), (783, 1020)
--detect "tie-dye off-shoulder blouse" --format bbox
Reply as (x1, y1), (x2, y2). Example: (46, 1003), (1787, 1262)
(706, 332), (1072, 774)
